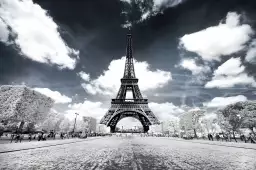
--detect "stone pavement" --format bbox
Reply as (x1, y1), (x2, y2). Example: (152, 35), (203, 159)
(0, 136), (256, 170)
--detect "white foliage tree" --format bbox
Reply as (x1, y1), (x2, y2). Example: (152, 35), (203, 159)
(75, 119), (88, 132)
(167, 118), (180, 134)
(59, 118), (71, 133)
(0, 85), (54, 132)
(36, 109), (64, 132)
(179, 110), (205, 137)
(218, 101), (256, 136)
(200, 114), (219, 134)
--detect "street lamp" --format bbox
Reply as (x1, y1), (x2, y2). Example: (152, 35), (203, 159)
(73, 113), (79, 133)
(161, 122), (164, 134)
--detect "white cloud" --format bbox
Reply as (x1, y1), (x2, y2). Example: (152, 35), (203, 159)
(179, 58), (210, 75)
(65, 100), (107, 121)
(180, 12), (253, 61)
(203, 95), (247, 108)
(0, 0), (78, 69)
(34, 88), (72, 104)
(78, 71), (90, 82)
(205, 57), (256, 88)
(245, 40), (256, 63)
(205, 74), (256, 88)
(82, 57), (172, 96)
(213, 57), (245, 76)
(149, 102), (185, 121)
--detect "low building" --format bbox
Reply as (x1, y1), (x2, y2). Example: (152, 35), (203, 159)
(83, 117), (97, 133)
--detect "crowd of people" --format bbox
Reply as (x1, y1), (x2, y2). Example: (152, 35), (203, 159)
(5, 131), (86, 143)
(9, 131), (56, 143)
(2, 131), (109, 143)
(113, 132), (256, 144)
(205, 133), (255, 143)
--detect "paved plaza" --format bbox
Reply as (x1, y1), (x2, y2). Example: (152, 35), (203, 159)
(0, 136), (256, 170)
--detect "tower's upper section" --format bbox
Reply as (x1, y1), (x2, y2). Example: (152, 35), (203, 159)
(122, 30), (136, 79)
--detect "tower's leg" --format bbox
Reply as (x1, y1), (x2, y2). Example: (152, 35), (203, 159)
(110, 126), (116, 133)
(143, 126), (149, 133)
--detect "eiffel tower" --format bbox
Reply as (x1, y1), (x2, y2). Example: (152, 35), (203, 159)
(100, 30), (160, 133)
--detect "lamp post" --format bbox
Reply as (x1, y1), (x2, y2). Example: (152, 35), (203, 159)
(73, 113), (79, 134)
(161, 122), (164, 134)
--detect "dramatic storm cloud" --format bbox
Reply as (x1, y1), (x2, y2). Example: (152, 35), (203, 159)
(1, 0), (256, 131)
(0, 0), (78, 69)
(120, 0), (186, 26)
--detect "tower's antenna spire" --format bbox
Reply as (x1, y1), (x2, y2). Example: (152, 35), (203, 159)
(123, 27), (135, 78)
(128, 26), (132, 35)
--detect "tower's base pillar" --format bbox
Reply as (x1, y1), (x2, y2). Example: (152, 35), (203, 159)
(110, 126), (115, 133)
(143, 126), (149, 133)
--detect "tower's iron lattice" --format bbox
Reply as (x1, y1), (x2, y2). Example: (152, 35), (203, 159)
(100, 30), (160, 133)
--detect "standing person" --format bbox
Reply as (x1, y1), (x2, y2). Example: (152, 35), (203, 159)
(248, 133), (255, 143)
(228, 134), (231, 142)
(28, 133), (32, 142)
(43, 134), (47, 141)
(207, 134), (211, 141)
(216, 134), (220, 141)
(220, 133), (224, 141)
(240, 134), (245, 142)
(38, 133), (42, 141)
(209, 134), (214, 141)
(15, 134), (20, 143)
(10, 133), (15, 143)
(20, 134), (24, 143)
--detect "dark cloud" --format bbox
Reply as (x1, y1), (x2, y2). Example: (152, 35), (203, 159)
(1, 0), (256, 109)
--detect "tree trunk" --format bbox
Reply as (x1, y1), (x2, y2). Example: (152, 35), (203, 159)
(18, 121), (25, 133)
(232, 131), (237, 142)
(194, 129), (198, 138)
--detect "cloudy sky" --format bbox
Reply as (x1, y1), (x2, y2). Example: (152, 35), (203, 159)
(1, 0), (256, 128)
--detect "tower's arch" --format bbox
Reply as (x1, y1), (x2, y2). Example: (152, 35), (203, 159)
(107, 110), (151, 133)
